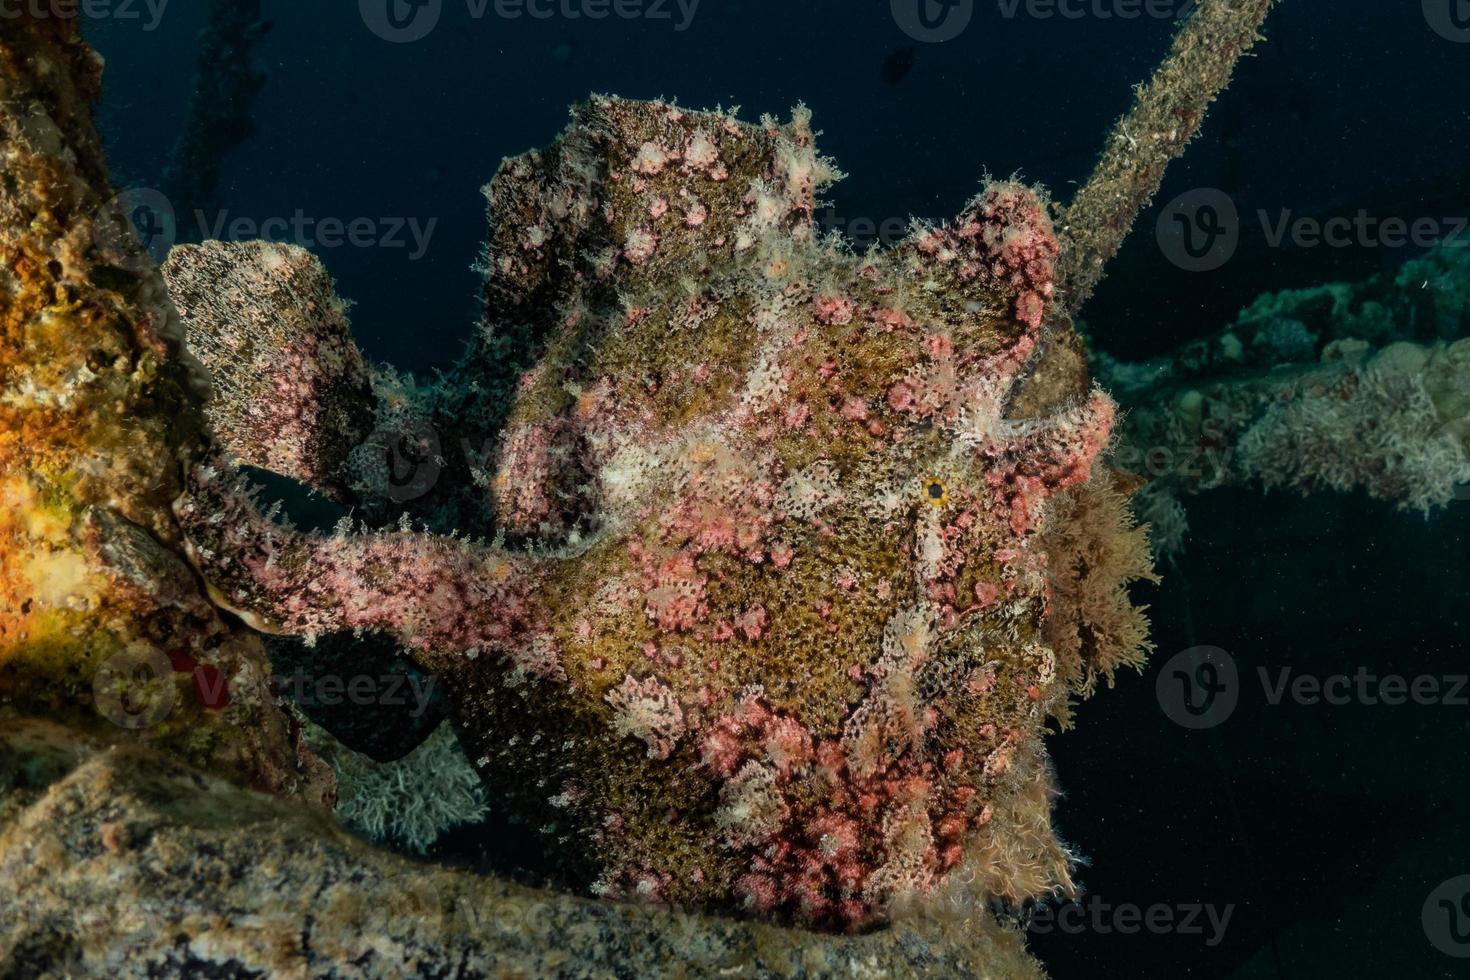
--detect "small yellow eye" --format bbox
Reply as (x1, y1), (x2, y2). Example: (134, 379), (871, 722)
(923, 478), (948, 506)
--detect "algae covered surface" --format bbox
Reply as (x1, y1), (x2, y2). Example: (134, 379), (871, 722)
(5, 2), (1469, 978)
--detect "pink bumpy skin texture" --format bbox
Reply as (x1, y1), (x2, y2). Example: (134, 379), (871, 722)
(177, 97), (1150, 932)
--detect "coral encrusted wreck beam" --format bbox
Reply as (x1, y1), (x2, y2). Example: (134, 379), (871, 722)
(1056, 0), (1275, 312)
(0, 719), (1040, 978)
(161, 0), (271, 218)
(1101, 246), (1470, 557)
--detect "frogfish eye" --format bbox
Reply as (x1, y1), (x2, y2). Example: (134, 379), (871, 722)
(923, 479), (947, 506)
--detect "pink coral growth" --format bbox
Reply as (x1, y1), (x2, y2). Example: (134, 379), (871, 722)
(493, 419), (576, 534)
(175, 462), (554, 679)
(605, 674), (686, 760)
(910, 180), (1060, 329)
(173, 98), (1136, 935)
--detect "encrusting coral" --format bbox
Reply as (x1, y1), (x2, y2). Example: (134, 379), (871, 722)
(1104, 243), (1470, 554)
(166, 0), (1276, 928)
(0, 18), (329, 803)
(167, 94), (1180, 929)
(0, 0), (1278, 968)
(1236, 340), (1470, 511)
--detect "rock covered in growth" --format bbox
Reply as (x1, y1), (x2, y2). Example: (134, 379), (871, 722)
(177, 96), (1155, 930)
(0, 719), (1043, 979)
(163, 240), (376, 500)
(0, 17), (328, 802)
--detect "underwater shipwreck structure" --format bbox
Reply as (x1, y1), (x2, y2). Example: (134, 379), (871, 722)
(5, 2), (1467, 975)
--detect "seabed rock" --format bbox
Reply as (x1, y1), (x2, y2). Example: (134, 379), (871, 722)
(0, 719), (1039, 979)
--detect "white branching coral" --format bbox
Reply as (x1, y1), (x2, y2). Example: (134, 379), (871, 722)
(306, 719), (488, 854)
(605, 674), (686, 760)
(714, 760), (788, 848)
(1238, 342), (1470, 513)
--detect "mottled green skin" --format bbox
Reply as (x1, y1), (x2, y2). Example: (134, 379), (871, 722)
(170, 98), (1151, 930)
